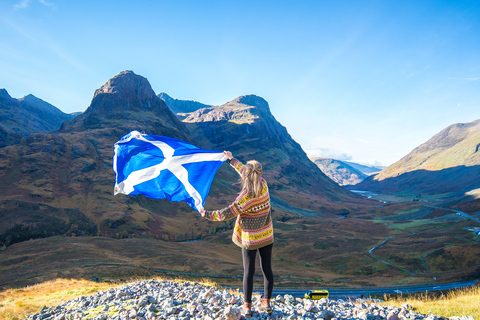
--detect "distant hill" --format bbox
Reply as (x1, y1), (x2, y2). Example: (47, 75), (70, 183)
(158, 92), (212, 115)
(0, 90), (76, 147)
(355, 119), (480, 193)
(311, 158), (369, 186)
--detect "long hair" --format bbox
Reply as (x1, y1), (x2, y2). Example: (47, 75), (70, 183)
(241, 160), (263, 198)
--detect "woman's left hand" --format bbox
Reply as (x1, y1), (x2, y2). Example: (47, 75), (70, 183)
(199, 209), (206, 217)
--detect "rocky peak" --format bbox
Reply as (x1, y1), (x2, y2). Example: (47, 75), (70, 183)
(93, 70), (156, 101)
(234, 95), (270, 112)
(59, 71), (191, 137)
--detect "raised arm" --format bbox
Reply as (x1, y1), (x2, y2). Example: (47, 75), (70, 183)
(202, 202), (242, 222)
(223, 151), (245, 176)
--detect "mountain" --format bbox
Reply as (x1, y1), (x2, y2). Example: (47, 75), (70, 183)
(0, 71), (201, 247)
(343, 161), (385, 176)
(0, 90), (76, 147)
(2, 73), (480, 288)
(18, 94), (78, 128)
(59, 71), (190, 139)
(355, 119), (480, 193)
(158, 92), (212, 115)
(162, 94), (372, 214)
(311, 158), (368, 186)
(1, 71), (374, 250)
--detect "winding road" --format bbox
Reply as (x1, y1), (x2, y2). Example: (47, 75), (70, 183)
(151, 268), (477, 299)
(425, 204), (480, 224)
(367, 203), (480, 276)
(368, 237), (414, 276)
(269, 280), (477, 299)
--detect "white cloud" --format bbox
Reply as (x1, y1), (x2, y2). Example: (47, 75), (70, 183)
(305, 148), (353, 161)
(13, 0), (53, 10)
(13, 0), (31, 10)
(39, 0), (53, 6)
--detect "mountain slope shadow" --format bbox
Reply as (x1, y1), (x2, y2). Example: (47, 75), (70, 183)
(353, 165), (480, 194)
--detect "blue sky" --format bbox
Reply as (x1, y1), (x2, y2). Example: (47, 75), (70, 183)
(1, 1), (479, 166)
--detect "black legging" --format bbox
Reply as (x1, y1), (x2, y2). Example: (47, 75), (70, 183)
(242, 243), (274, 303)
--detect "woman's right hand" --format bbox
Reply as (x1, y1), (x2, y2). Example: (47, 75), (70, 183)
(223, 151), (233, 160)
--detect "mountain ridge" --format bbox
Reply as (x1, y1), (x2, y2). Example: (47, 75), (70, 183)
(355, 119), (480, 193)
(0, 89), (76, 147)
(158, 92), (212, 114)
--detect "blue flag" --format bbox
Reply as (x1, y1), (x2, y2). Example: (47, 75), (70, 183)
(113, 130), (227, 212)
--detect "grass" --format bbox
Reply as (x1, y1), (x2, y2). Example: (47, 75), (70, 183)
(380, 284), (480, 318)
(0, 277), (219, 320)
(0, 278), (115, 320)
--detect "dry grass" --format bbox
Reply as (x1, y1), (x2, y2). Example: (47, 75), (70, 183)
(0, 278), (115, 320)
(381, 284), (480, 318)
(0, 276), (219, 320)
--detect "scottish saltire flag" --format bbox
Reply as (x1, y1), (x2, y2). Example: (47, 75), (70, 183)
(113, 130), (227, 212)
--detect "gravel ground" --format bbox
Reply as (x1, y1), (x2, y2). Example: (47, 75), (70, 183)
(22, 280), (475, 320)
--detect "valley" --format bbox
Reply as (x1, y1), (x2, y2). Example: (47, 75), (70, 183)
(1, 192), (478, 290)
(1, 70), (479, 292)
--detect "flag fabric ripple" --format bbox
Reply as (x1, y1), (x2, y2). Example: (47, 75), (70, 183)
(113, 130), (227, 212)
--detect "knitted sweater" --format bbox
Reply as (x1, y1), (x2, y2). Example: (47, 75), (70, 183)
(204, 158), (274, 250)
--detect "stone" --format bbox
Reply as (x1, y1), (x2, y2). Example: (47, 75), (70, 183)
(304, 300), (314, 312)
(319, 310), (336, 320)
(224, 306), (241, 320)
(388, 312), (400, 320)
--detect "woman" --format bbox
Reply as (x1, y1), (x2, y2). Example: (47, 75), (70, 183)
(199, 151), (274, 317)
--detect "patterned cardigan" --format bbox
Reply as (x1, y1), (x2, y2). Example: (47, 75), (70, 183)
(204, 158), (274, 250)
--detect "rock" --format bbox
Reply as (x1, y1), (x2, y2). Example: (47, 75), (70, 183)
(224, 306), (241, 320)
(388, 311), (400, 320)
(319, 309), (336, 320)
(304, 299), (314, 312)
(276, 295), (285, 304)
(227, 297), (238, 304)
